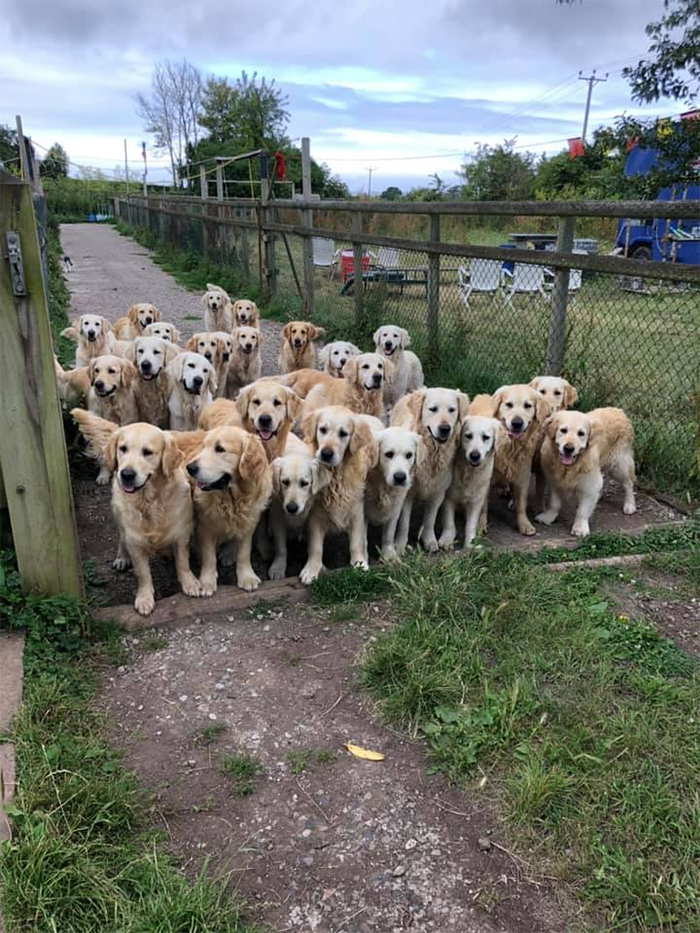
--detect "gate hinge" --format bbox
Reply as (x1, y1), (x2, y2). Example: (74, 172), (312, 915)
(6, 231), (27, 296)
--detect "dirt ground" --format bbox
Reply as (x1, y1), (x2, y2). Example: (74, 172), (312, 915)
(104, 601), (578, 933)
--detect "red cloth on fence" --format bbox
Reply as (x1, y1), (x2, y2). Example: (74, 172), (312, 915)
(273, 151), (286, 181)
(568, 138), (584, 159)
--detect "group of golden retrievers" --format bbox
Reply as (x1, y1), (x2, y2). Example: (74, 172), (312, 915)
(57, 283), (637, 616)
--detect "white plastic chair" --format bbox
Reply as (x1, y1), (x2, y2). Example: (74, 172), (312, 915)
(568, 248), (586, 292)
(458, 259), (503, 307)
(505, 263), (547, 303)
(312, 237), (340, 277)
(374, 247), (401, 269)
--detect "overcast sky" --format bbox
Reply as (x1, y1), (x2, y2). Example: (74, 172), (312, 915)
(1, 0), (687, 193)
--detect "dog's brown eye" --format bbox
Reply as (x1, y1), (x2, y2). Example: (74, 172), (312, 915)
(524, 402), (532, 409)
(448, 407), (456, 414)
(188, 363), (195, 368)
(577, 430), (585, 437)
(138, 349), (144, 354)
(253, 399), (260, 406)
(119, 444), (128, 453)
(108, 369), (115, 374)
(142, 448), (152, 456)
(428, 406), (438, 413)
(539, 389), (546, 395)
(554, 390), (562, 396)
(154, 350), (161, 355)
(282, 479), (291, 487)
(362, 364), (369, 369)
(319, 426), (328, 435)
(560, 427), (568, 433)
(385, 451), (394, 459)
(465, 432), (473, 440)
(273, 399), (281, 407)
(215, 443), (225, 453)
(483, 434), (490, 442)
(339, 429), (348, 439)
(406, 451), (413, 460)
(299, 479), (309, 488)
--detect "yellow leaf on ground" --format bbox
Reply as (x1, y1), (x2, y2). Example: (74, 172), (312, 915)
(344, 742), (385, 761)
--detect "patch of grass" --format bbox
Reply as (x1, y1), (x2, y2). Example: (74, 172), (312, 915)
(310, 565), (391, 607)
(314, 748), (337, 765)
(142, 636), (168, 652)
(193, 722), (227, 746)
(192, 795), (217, 814)
(0, 551), (253, 933)
(219, 754), (263, 796)
(529, 519), (699, 565)
(46, 218), (75, 367)
(287, 750), (311, 774)
(361, 548), (700, 930)
(327, 603), (362, 625)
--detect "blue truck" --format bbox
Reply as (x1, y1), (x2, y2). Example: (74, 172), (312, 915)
(615, 117), (700, 265)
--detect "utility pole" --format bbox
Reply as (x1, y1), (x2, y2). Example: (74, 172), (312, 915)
(365, 166), (377, 198)
(124, 139), (130, 196)
(578, 70), (608, 143)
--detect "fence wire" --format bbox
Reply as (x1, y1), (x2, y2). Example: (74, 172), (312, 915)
(117, 198), (700, 499)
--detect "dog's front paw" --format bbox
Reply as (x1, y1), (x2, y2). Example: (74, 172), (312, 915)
(535, 510), (557, 526)
(352, 559), (369, 571)
(237, 569), (261, 592)
(181, 574), (203, 598)
(421, 536), (439, 553)
(518, 519), (536, 536)
(300, 562), (323, 586)
(268, 559), (287, 581)
(380, 546), (399, 563)
(96, 469), (111, 486)
(571, 520), (590, 537)
(623, 502), (637, 515)
(134, 589), (155, 616)
(113, 556), (131, 572)
(438, 534), (455, 550)
(199, 574), (217, 597)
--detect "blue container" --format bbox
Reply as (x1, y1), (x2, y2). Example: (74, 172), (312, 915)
(499, 243), (516, 273)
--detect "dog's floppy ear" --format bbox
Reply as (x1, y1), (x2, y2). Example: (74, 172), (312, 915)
(457, 390), (471, 421)
(310, 459), (331, 494)
(393, 389), (424, 428)
(123, 341), (137, 364)
(120, 359), (138, 389)
(563, 380), (578, 409)
(201, 292), (209, 308)
(127, 305), (138, 325)
(207, 366), (218, 395)
(399, 327), (411, 348)
(285, 388), (303, 423)
(105, 430), (120, 474)
(544, 414), (559, 440)
(235, 385), (252, 421)
(239, 434), (268, 484)
(185, 335), (199, 352)
(151, 306), (161, 322)
(255, 328), (263, 346)
(164, 342), (181, 365)
(72, 316), (83, 331)
(161, 432), (182, 478)
(170, 325), (181, 345)
(271, 457), (283, 495)
(282, 322), (294, 342)
(342, 358), (358, 383)
(301, 410), (320, 446)
(318, 345), (330, 367)
(88, 358), (98, 383)
(372, 327), (382, 347)
(536, 394), (552, 424)
(350, 419), (378, 466)
(166, 352), (185, 381)
(490, 387), (507, 417)
(528, 376), (542, 391)
(100, 317), (112, 333)
(309, 325), (325, 341)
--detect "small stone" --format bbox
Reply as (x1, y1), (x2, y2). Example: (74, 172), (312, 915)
(117, 665), (126, 674)
(208, 713), (217, 720)
(301, 685), (317, 699)
(227, 615), (234, 622)
(179, 695), (188, 702)
(194, 617), (202, 624)
(301, 855), (314, 867)
(186, 759), (196, 767)
(405, 838), (417, 851)
(478, 837), (492, 851)
(392, 864), (406, 877)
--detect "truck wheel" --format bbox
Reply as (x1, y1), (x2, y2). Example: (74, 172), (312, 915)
(630, 244), (652, 261)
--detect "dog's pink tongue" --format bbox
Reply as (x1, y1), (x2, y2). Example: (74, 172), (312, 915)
(142, 372), (154, 381)
(258, 429), (273, 442)
(560, 452), (575, 466)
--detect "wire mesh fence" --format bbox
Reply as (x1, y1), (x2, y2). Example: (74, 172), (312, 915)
(116, 196), (700, 499)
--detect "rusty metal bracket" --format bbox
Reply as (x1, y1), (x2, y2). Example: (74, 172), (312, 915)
(5, 232), (26, 296)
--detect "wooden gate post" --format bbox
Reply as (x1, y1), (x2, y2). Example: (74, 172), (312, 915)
(301, 138), (315, 315)
(352, 212), (363, 329)
(427, 213), (441, 361)
(0, 172), (84, 597)
(545, 215), (575, 375)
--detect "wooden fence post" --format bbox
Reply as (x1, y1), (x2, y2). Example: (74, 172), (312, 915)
(301, 138), (315, 315)
(352, 212), (363, 329)
(545, 215), (575, 375)
(200, 165), (209, 257)
(261, 178), (277, 299)
(427, 213), (441, 361)
(0, 172), (84, 598)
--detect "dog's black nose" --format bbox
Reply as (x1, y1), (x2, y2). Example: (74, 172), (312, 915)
(245, 343), (252, 351)
(511, 417), (524, 431)
(563, 444), (575, 455)
(94, 380), (104, 391)
(87, 330), (95, 339)
(258, 414), (272, 429)
(438, 422), (451, 437)
(320, 447), (334, 463)
(120, 467), (136, 483)
(469, 450), (482, 464)
(140, 360), (152, 373)
(384, 341), (393, 350)
(294, 339), (303, 347)
(286, 502), (300, 514)
(372, 373), (382, 386)
(186, 462), (199, 477)
(393, 471), (407, 485)
(339, 358), (347, 366)
(193, 375), (203, 386)
(222, 353), (230, 362)
(145, 317), (152, 325)
(204, 352), (212, 361)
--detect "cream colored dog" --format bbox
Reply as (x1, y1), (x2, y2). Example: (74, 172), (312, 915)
(439, 416), (502, 549)
(232, 299), (260, 327)
(106, 423), (202, 616)
(202, 283), (233, 332)
(536, 408), (636, 537)
(318, 340), (361, 378)
(303, 353), (392, 420)
(529, 375), (578, 413)
(87, 355), (140, 480)
(186, 427), (272, 593)
(268, 446), (332, 580)
(125, 336), (180, 428)
(166, 351), (217, 431)
(365, 426), (421, 561)
(61, 314), (118, 367)
(234, 381), (304, 461)
(279, 321), (325, 373)
(143, 321), (182, 345)
(373, 324), (424, 406)
(227, 326), (263, 395)
(299, 406), (378, 584)
(113, 303), (160, 340)
(186, 332), (231, 398)
(391, 387), (470, 552)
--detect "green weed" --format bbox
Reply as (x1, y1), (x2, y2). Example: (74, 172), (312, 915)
(219, 754), (263, 796)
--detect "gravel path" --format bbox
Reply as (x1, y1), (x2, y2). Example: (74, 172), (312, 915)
(60, 224), (282, 373)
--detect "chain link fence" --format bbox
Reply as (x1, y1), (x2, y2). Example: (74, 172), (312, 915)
(116, 196), (700, 500)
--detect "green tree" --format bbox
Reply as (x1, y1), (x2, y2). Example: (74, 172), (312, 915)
(0, 124), (19, 172)
(534, 127), (627, 200)
(458, 139), (537, 200)
(39, 142), (69, 178)
(623, 0), (700, 105)
(198, 71), (290, 150)
(380, 185), (403, 200)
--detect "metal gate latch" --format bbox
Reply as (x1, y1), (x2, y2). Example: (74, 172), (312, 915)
(6, 231), (27, 296)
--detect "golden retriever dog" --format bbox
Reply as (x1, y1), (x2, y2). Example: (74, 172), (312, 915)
(227, 326), (263, 395)
(298, 406), (378, 584)
(365, 426), (421, 561)
(264, 368), (336, 398)
(61, 314), (118, 367)
(113, 303), (160, 340)
(232, 298), (260, 328)
(186, 427), (272, 593)
(268, 446), (332, 580)
(202, 283), (233, 332)
(529, 375), (578, 413)
(536, 408), (636, 537)
(143, 321), (182, 346)
(235, 381), (304, 461)
(279, 321), (325, 374)
(166, 351), (217, 431)
(186, 332), (231, 398)
(472, 385), (552, 536)
(198, 398), (243, 431)
(318, 340), (361, 378)
(439, 416), (502, 549)
(105, 423), (202, 616)
(55, 358), (91, 404)
(125, 336), (180, 428)
(391, 387), (470, 552)
(303, 353), (393, 420)
(373, 324), (425, 407)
